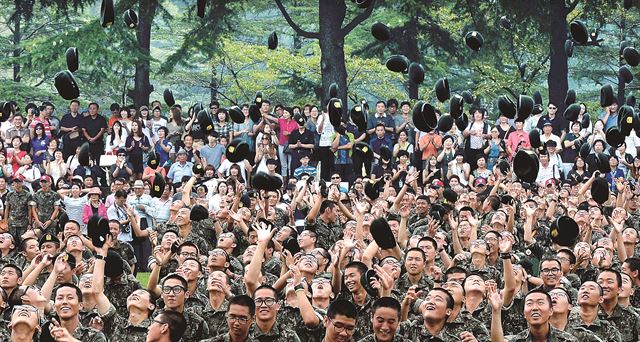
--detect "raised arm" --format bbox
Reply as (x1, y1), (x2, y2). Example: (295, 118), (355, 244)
(245, 223), (276, 296)
(93, 236), (114, 315)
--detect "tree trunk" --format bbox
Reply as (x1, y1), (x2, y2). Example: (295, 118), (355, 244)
(617, 16), (626, 104)
(210, 67), (218, 103)
(318, 0), (348, 118)
(548, 0), (569, 115)
(129, 0), (157, 107)
(12, 18), (21, 82)
(404, 16), (420, 100)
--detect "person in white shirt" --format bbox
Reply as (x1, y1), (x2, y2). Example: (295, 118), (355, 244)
(540, 121), (562, 152)
(536, 151), (561, 185)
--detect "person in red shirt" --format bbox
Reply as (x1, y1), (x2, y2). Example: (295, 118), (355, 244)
(506, 118), (531, 159)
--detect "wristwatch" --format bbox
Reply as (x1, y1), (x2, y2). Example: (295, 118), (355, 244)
(294, 283), (305, 292)
(94, 254), (106, 261)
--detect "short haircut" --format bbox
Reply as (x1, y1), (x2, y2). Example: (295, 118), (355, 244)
(444, 266), (469, 282)
(162, 273), (188, 289)
(254, 284), (278, 299)
(371, 296), (401, 318)
(20, 238), (36, 252)
(540, 257), (562, 271)
(417, 236), (438, 250)
(624, 257), (640, 280)
(55, 283), (83, 302)
(525, 288), (552, 307)
(430, 288), (454, 309)
(327, 298), (358, 320)
(320, 200), (337, 214)
(229, 294), (256, 317)
(182, 257), (203, 272)
(1, 264), (22, 278)
(581, 280), (604, 296)
(177, 242), (200, 256)
(344, 261), (368, 276)
(405, 247), (426, 261)
(65, 220), (81, 231)
(114, 189), (127, 198)
(599, 268), (622, 287)
(550, 287), (572, 305)
(157, 311), (187, 342)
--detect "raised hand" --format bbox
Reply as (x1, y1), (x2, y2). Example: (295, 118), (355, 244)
(486, 281), (503, 312)
(404, 285), (424, 305)
(498, 235), (513, 254)
(255, 222), (275, 243)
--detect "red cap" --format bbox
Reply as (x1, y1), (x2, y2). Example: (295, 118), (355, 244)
(431, 179), (445, 188)
(545, 178), (558, 187)
(39, 175), (51, 182)
(13, 175), (24, 182)
(474, 177), (487, 186)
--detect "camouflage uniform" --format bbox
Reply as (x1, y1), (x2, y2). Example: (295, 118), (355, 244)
(398, 318), (483, 341)
(111, 240), (137, 270)
(447, 311), (491, 342)
(357, 334), (412, 342)
(564, 326), (605, 342)
(192, 219), (218, 252)
(500, 293), (527, 336)
(278, 303), (325, 342)
(461, 301), (491, 330)
(104, 274), (142, 318)
(200, 333), (234, 342)
(339, 291), (375, 342)
(263, 256), (282, 278)
(305, 218), (342, 251)
(6, 190), (32, 238)
(598, 304), (640, 342)
(69, 322), (107, 342)
(393, 272), (434, 296)
(275, 207), (289, 228)
(153, 308), (209, 342)
(468, 264), (502, 287)
(568, 308), (622, 342)
(507, 326), (578, 342)
(630, 288), (640, 308)
(191, 299), (229, 337)
(80, 307), (101, 327)
(0, 253), (17, 271)
(247, 320), (302, 342)
(32, 189), (61, 235)
(101, 303), (150, 342)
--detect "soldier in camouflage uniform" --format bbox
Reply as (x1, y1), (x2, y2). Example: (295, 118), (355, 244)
(52, 284), (107, 341)
(305, 198), (342, 251)
(1, 304), (41, 342)
(200, 295), (256, 342)
(5, 177), (33, 240)
(249, 285), (301, 342)
(30, 175), (61, 236)
(488, 287), (578, 342)
(357, 297), (412, 342)
(597, 269), (640, 342)
(394, 248), (434, 295)
(567, 281), (622, 342)
(398, 288), (481, 341)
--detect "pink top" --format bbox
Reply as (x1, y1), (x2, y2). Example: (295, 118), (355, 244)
(82, 202), (108, 224)
(278, 118), (298, 145)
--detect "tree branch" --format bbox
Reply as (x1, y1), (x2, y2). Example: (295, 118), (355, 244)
(23, 21), (50, 41)
(274, 0), (319, 39)
(342, 0), (376, 36)
(566, 0), (580, 14)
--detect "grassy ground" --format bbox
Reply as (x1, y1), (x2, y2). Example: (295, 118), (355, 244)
(136, 272), (150, 285)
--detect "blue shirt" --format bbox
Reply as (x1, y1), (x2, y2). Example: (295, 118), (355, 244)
(155, 139), (172, 166)
(167, 161), (194, 183)
(199, 143), (225, 170)
(601, 110), (619, 130)
(294, 165), (317, 179)
(369, 135), (393, 155)
(605, 167), (626, 192)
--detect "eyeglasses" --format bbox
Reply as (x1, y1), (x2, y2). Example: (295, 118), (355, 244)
(254, 297), (276, 307)
(331, 176), (341, 180)
(227, 314), (250, 323)
(161, 285), (186, 295)
(117, 153), (126, 156)
(179, 252), (198, 258)
(548, 106), (557, 110)
(328, 318), (356, 334)
(209, 250), (228, 257)
(12, 305), (38, 318)
(541, 268), (561, 275)
(152, 319), (167, 326)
